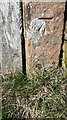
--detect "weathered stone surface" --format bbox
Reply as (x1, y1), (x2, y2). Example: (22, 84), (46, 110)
(24, 2), (65, 72)
(0, 2), (22, 74)
(28, 18), (46, 43)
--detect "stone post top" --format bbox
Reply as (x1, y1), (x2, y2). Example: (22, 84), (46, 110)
(22, 0), (66, 3)
(0, 0), (66, 2)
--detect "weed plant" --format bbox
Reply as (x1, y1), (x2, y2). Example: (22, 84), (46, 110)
(1, 66), (67, 119)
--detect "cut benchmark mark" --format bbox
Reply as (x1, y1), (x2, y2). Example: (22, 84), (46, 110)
(38, 17), (53, 20)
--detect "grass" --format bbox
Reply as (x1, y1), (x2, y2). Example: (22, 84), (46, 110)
(1, 66), (67, 119)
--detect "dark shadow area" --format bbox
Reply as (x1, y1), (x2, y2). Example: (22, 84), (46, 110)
(59, 1), (67, 67)
(58, 1), (67, 108)
(20, 2), (26, 75)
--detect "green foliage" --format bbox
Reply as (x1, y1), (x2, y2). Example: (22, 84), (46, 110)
(2, 67), (67, 119)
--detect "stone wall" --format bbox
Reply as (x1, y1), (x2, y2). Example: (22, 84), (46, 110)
(0, 2), (22, 74)
(24, 2), (65, 72)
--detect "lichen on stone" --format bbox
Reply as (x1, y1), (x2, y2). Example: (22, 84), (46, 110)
(27, 18), (46, 43)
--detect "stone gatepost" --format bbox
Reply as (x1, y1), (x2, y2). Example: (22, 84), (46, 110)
(0, 2), (22, 74)
(23, 2), (65, 73)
